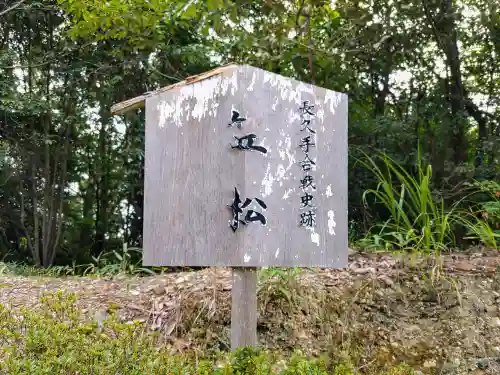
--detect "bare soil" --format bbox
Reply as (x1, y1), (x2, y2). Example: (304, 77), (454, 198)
(1, 250), (500, 374)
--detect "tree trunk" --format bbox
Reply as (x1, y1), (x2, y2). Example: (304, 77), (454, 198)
(423, 0), (467, 166)
(93, 109), (110, 256)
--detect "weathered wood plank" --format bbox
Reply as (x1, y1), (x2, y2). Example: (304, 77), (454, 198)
(110, 93), (149, 115)
(142, 64), (348, 268)
(110, 64), (238, 115)
(231, 267), (258, 350)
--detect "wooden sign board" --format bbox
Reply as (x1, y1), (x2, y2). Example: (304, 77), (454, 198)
(111, 64), (348, 350)
(132, 64), (348, 268)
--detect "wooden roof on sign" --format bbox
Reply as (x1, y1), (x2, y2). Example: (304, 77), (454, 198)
(110, 64), (239, 115)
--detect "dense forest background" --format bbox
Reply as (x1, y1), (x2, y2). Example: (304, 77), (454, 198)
(0, 0), (498, 268)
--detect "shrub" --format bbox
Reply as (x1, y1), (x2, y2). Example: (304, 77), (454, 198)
(0, 291), (422, 374)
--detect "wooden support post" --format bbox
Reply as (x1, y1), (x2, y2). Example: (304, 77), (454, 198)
(231, 267), (258, 351)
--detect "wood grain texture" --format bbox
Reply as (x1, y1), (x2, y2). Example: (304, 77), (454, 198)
(142, 64), (348, 268)
(110, 94), (148, 115)
(110, 64), (238, 115)
(231, 267), (258, 350)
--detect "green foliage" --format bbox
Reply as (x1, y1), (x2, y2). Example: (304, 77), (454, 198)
(82, 245), (155, 276)
(462, 180), (500, 249)
(1, 0), (499, 268)
(259, 267), (303, 283)
(0, 245), (154, 277)
(357, 151), (468, 252)
(0, 262), (82, 277)
(57, 0), (213, 45)
(0, 291), (422, 374)
(258, 267), (305, 308)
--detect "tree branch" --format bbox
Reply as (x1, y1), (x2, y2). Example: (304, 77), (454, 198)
(0, 0), (27, 17)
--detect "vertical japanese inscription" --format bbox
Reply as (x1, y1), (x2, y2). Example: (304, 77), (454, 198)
(226, 110), (268, 232)
(298, 100), (317, 228)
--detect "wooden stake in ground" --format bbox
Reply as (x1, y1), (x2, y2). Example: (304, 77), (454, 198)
(231, 267), (258, 350)
(110, 64), (349, 352)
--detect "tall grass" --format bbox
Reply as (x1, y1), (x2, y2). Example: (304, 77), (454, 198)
(82, 244), (155, 276)
(357, 151), (466, 253)
(0, 244), (155, 277)
(462, 180), (500, 249)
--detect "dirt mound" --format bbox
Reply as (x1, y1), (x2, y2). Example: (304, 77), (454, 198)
(1, 250), (500, 374)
